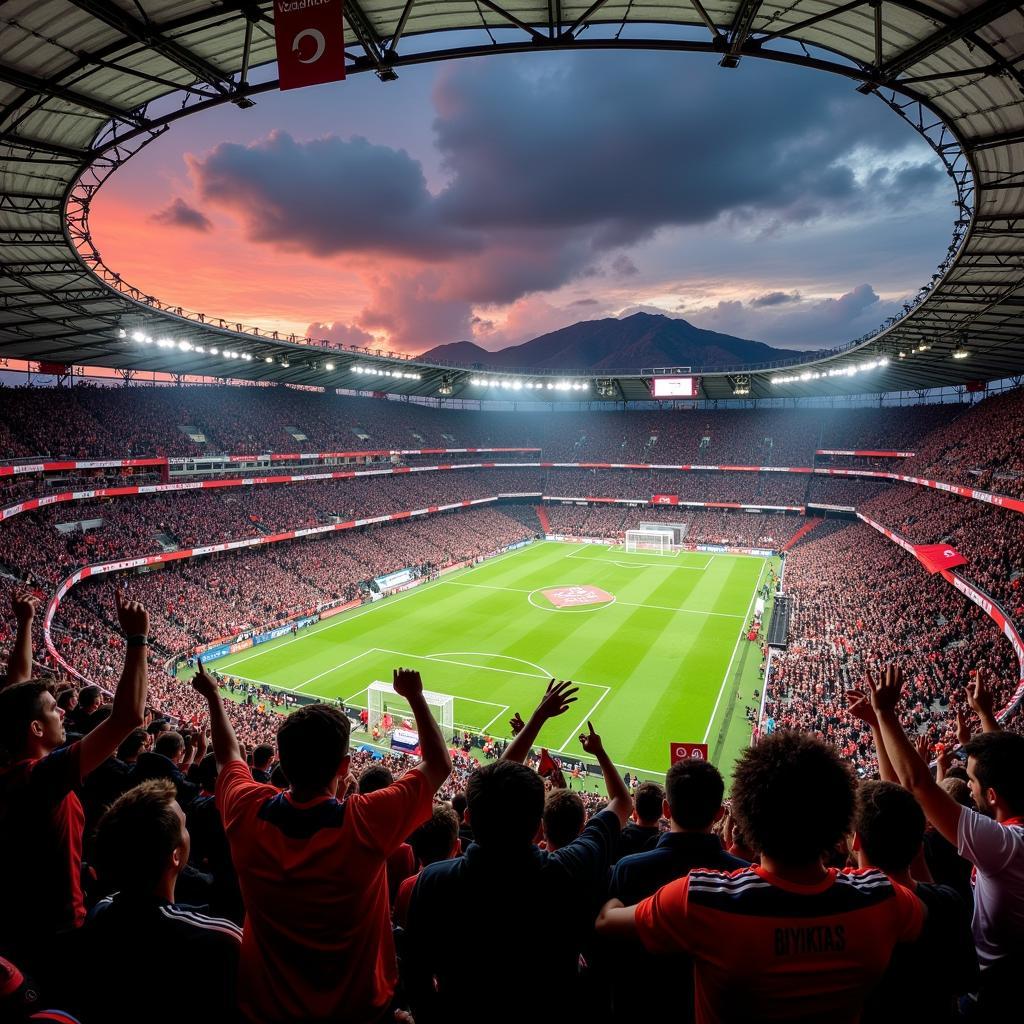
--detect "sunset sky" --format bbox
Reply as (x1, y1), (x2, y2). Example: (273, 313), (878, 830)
(91, 48), (955, 356)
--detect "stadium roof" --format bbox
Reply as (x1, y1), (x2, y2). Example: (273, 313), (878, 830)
(1, 1), (1022, 402)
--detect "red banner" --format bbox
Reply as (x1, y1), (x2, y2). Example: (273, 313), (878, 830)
(913, 543), (968, 574)
(274, 0), (346, 91)
(670, 742), (709, 764)
(651, 494), (679, 505)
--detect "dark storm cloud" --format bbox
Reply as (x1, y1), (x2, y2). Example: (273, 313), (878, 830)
(151, 197), (213, 232)
(189, 131), (477, 259)
(431, 53), (943, 242)
(751, 290), (801, 307)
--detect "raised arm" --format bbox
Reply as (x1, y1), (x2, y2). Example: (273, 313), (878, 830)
(191, 659), (243, 768)
(393, 667), (451, 791)
(79, 590), (150, 777)
(578, 721), (632, 825)
(867, 663), (963, 845)
(845, 686), (897, 783)
(5, 590), (40, 687)
(502, 679), (578, 764)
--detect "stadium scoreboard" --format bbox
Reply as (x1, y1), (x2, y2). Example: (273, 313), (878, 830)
(650, 376), (700, 399)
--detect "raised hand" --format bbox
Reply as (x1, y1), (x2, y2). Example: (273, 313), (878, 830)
(866, 663), (904, 714)
(935, 742), (953, 779)
(508, 711), (526, 736)
(578, 721), (604, 756)
(954, 707), (971, 746)
(534, 679), (579, 721)
(191, 658), (220, 701)
(393, 667), (424, 701)
(11, 589), (39, 626)
(845, 688), (878, 728)
(115, 587), (149, 637)
(913, 732), (931, 764)
(965, 667), (994, 719)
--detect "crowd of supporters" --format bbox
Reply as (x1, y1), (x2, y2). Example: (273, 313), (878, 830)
(1, 588), (1021, 1022)
(2, 383), (1024, 1022)
(763, 520), (1021, 771)
(0, 381), (971, 464)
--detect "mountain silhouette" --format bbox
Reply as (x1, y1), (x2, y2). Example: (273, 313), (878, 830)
(418, 312), (816, 371)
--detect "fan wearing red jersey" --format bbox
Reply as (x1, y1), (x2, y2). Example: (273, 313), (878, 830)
(0, 590), (150, 971)
(192, 661), (451, 1024)
(596, 732), (925, 1024)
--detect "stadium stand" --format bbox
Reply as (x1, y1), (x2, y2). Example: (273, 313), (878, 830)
(1, 384), (1023, 1022)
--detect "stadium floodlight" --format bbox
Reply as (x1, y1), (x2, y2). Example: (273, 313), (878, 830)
(952, 347), (969, 359)
(281, 359), (290, 368)
(131, 331), (145, 342)
(195, 345), (205, 353)
(209, 347), (219, 355)
(178, 340), (192, 351)
(264, 356), (273, 363)
(325, 361), (335, 371)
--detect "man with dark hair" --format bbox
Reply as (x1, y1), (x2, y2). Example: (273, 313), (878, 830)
(60, 779), (241, 1024)
(66, 686), (103, 737)
(450, 790), (473, 848)
(358, 763), (396, 794)
(131, 729), (201, 808)
(117, 728), (148, 765)
(852, 780), (977, 1022)
(606, 758), (746, 1024)
(192, 661), (450, 1023)
(0, 590), (150, 970)
(187, 752), (242, 924)
(597, 731), (924, 1023)
(866, 664), (1024, 1014)
(610, 758), (746, 906)
(615, 781), (664, 861)
(393, 802), (460, 927)
(543, 788), (586, 851)
(404, 681), (631, 1023)
(250, 743), (274, 784)
(81, 727), (150, 829)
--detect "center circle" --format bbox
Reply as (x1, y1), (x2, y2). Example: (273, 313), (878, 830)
(527, 584), (617, 613)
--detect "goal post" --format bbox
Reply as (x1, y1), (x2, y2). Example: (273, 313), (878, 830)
(367, 680), (454, 738)
(625, 528), (676, 555)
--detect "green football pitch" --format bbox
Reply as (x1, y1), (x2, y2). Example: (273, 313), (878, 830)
(197, 541), (778, 781)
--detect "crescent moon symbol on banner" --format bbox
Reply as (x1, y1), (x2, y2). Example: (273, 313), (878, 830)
(293, 28), (326, 64)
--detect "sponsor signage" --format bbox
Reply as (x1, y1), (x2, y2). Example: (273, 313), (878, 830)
(670, 742), (709, 763)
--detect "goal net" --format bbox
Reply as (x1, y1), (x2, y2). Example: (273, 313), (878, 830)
(625, 528), (676, 555)
(367, 680), (455, 738)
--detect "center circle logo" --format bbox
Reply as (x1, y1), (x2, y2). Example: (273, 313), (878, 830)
(528, 585), (616, 612)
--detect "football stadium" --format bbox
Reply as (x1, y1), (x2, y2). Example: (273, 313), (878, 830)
(1, 2), (1023, 1023)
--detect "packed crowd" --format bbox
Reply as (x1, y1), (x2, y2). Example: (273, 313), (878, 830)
(0, 382), (966, 464)
(763, 521), (1021, 771)
(1, 589), (1020, 1023)
(859, 484), (1024, 619)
